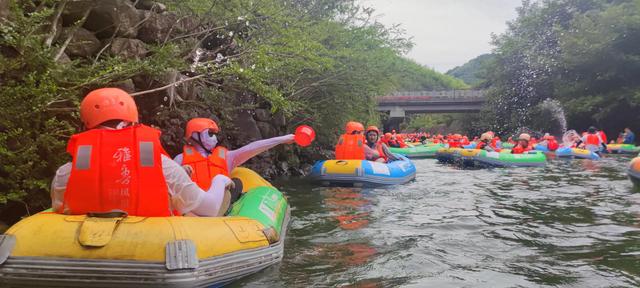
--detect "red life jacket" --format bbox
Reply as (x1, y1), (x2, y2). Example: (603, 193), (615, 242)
(182, 145), (230, 190)
(388, 139), (401, 148)
(586, 134), (601, 145)
(448, 141), (462, 148)
(335, 134), (366, 160)
(477, 141), (487, 149)
(547, 139), (559, 151)
(62, 125), (171, 217)
(512, 146), (524, 154)
(512, 144), (532, 154)
(374, 142), (387, 162)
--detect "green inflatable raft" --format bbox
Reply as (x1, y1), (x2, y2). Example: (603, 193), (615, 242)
(389, 144), (444, 158)
(607, 144), (640, 154)
(474, 150), (547, 167)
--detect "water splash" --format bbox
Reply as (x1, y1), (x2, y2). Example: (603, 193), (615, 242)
(539, 98), (567, 134)
(562, 129), (580, 147)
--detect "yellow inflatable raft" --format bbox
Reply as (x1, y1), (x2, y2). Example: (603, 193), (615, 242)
(0, 168), (289, 288)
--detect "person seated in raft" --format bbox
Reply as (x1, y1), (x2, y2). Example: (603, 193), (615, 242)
(432, 134), (443, 144)
(174, 118), (295, 195)
(447, 134), (463, 148)
(623, 127), (635, 144)
(476, 132), (500, 152)
(511, 133), (533, 154)
(492, 135), (503, 149)
(386, 133), (407, 148)
(598, 128), (608, 144)
(334, 121), (368, 160)
(561, 130), (581, 148)
(364, 126), (399, 162)
(539, 133), (560, 151)
(576, 126), (607, 153)
(50, 88), (229, 217)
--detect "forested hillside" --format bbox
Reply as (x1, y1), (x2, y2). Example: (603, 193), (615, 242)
(469, 0), (640, 136)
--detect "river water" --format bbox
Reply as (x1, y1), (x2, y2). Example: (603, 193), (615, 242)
(233, 155), (640, 287)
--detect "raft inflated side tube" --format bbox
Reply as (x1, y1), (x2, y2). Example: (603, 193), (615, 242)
(555, 147), (600, 160)
(0, 167), (290, 288)
(502, 143), (515, 149)
(607, 144), (640, 154)
(309, 156), (416, 187)
(452, 149), (482, 168)
(462, 143), (477, 149)
(436, 147), (461, 164)
(473, 150), (547, 167)
(534, 144), (549, 152)
(388, 144), (443, 158)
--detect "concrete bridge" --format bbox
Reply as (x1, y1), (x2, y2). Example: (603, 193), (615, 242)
(377, 90), (486, 131)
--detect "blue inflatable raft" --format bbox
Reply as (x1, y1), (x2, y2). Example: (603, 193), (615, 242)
(310, 156), (416, 187)
(555, 147), (600, 160)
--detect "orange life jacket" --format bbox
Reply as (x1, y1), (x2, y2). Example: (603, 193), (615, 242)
(182, 145), (230, 190)
(335, 134), (366, 160)
(62, 125), (170, 217)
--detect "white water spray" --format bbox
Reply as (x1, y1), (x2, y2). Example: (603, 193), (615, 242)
(539, 98), (567, 134)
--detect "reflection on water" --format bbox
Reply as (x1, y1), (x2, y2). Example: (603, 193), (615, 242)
(233, 156), (640, 287)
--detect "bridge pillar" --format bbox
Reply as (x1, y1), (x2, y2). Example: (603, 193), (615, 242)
(383, 117), (404, 133)
(389, 106), (405, 118)
(382, 107), (405, 132)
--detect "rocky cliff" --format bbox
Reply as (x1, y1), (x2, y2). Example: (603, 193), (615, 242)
(5, 0), (328, 179)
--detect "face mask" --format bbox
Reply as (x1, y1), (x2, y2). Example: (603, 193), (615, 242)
(193, 130), (218, 151)
(99, 121), (131, 130)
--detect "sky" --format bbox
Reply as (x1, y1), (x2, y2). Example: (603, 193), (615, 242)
(362, 0), (523, 72)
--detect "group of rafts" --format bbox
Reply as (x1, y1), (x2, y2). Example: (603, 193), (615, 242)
(310, 127), (640, 189)
(1, 112), (638, 287)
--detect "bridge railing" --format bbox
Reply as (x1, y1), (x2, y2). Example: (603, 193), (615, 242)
(377, 90), (486, 103)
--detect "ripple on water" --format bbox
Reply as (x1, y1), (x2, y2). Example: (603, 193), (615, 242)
(232, 155), (640, 287)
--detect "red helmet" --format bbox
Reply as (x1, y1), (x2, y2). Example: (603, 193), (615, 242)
(185, 118), (219, 139)
(384, 132), (392, 140)
(80, 88), (138, 129)
(366, 125), (380, 134)
(345, 121), (364, 134)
